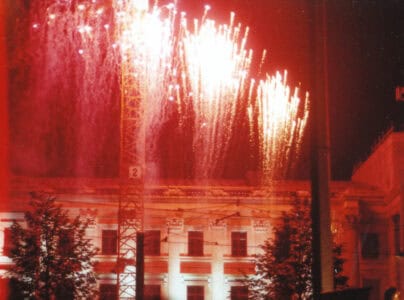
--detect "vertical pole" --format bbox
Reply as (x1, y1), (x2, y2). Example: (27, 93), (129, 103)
(310, 0), (334, 298)
(136, 232), (144, 300)
(0, 7), (10, 298)
(0, 0), (9, 211)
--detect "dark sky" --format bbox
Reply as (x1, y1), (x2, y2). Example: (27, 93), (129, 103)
(7, 0), (404, 181)
(180, 0), (404, 180)
(325, 0), (403, 179)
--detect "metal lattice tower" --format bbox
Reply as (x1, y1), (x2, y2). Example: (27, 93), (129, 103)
(117, 72), (145, 299)
(114, 0), (147, 298)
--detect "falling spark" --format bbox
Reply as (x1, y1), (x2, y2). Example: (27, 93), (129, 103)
(113, 0), (180, 169)
(22, 0), (119, 175)
(17, 0), (309, 181)
(180, 11), (253, 179)
(252, 71), (309, 182)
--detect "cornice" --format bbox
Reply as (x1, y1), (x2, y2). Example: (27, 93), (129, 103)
(9, 176), (383, 205)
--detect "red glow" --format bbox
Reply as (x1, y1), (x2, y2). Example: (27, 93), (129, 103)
(0, 0), (9, 210)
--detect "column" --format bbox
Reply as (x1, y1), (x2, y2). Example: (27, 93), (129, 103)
(210, 221), (226, 300)
(167, 218), (185, 299)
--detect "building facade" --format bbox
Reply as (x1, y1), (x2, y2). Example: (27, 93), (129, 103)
(0, 131), (403, 300)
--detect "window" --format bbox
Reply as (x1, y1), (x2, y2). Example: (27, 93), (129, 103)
(231, 232), (247, 257)
(188, 231), (203, 256)
(392, 214), (401, 255)
(361, 233), (379, 259)
(3, 228), (12, 256)
(144, 284), (161, 300)
(230, 286), (248, 300)
(144, 230), (160, 256)
(362, 278), (380, 300)
(187, 285), (204, 300)
(58, 229), (73, 256)
(102, 230), (117, 255)
(99, 284), (118, 300)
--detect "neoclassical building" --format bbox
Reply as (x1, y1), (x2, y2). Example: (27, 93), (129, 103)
(0, 130), (403, 300)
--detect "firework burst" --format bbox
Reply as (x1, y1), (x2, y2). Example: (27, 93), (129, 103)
(250, 71), (309, 182)
(180, 8), (253, 179)
(113, 0), (180, 171)
(14, 0), (309, 181)
(14, 0), (119, 176)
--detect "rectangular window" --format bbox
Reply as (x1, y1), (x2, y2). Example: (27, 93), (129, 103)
(102, 230), (118, 255)
(188, 231), (203, 256)
(58, 229), (73, 256)
(361, 233), (379, 259)
(144, 230), (160, 256)
(187, 285), (204, 300)
(362, 278), (380, 300)
(144, 284), (161, 300)
(230, 286), (248, 300)
(392, 214), (400, 255)
(3, 228), (12, 257)
(231, 232), (247, 257)
(99, 284), (118, 300)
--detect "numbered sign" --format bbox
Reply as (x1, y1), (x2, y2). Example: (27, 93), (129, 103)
(128, 166), (142, 180)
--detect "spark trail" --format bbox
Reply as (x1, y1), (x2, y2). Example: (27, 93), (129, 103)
(249, 71), (309, 182)
(114, 0), (179, 172)
(15, 0), (309, 181)
(180, 8), (253, 179)
(17, 0), (118, 176)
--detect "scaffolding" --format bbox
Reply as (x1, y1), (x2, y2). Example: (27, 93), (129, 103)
(117, 58), (145, 299)
(115, 1), (146, 298)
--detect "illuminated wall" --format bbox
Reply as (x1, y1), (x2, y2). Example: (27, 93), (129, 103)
(0, 167), (400, 300)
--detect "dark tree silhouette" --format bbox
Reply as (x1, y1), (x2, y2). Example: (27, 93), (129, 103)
(247, 198), (348, 300)
(8, 192), (98, 299)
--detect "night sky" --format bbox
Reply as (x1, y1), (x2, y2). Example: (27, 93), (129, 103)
(7, 0), (404, 181)
(180, 0), (403, 180)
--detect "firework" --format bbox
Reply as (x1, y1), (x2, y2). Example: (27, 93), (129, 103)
(16, 0), (309, 181)
(251, 71), (309, 182)
(180, 9), (253, 179)
(113, 0), (180, 174)
(14, 0), (119, 176)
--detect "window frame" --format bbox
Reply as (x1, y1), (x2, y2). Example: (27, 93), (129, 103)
(102, 229), (118, 255)
(361, 232), (380, 259)
(3, 227), (12, 257)
(187, 285), (204, 300)
(99, 283), (118, 300)
(230, 286), (248, 300)
(188, 231), (204, 256)
(231, 231), (247, 257)
(392, 214), (401, 255)
(144, 230), (161, 256)
(58, 229), (74, 256)
(144, 284), (161, 300)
